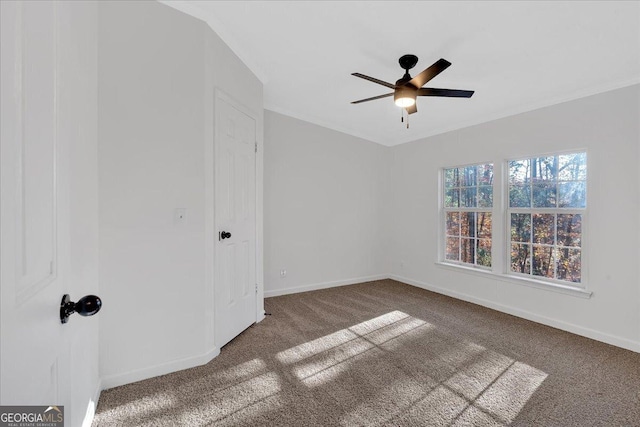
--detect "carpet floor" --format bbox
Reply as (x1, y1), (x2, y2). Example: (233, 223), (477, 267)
(93, 279), (640, 426)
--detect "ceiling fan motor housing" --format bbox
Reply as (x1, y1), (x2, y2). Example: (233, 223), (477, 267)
(399, 54), (419, 71)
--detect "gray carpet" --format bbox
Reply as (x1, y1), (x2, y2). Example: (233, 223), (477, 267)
(93, 280), (640, 426)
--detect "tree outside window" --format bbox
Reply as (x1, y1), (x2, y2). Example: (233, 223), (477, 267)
(443, 163), (493, 268)
(508, 152), (586, 283)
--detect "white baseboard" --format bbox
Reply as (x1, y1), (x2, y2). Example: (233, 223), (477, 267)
(101, 347), (220, 390)
(390, 274), (640, 354)
(264, 274), (388, 298)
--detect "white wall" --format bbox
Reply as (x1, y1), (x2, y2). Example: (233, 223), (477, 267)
(98, 0), (207, 387)
(98, 0), (263, 388)
(264, 111), (391, 296)
(389, 85), (640, 352)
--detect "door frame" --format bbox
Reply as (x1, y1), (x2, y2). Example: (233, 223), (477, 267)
(205, 88), (264, 352)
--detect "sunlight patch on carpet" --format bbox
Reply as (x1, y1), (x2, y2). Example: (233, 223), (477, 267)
(276, 311), (551, 426)
(347, 310), (410, 335)
(177, 358), (267, 394)
(277, 311), (411, 365)
(98, 392), (177, 420)
(286, 311), (432, 387)
(474, 361), (548, 424)
(178, 371), (282, 425)
(276, 329), (359, 364)
(445, 351), (514, 401)
(355, 316), (428, 346)
(294, 338), (375, 384)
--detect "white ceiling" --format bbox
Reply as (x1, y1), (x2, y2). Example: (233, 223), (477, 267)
(162, 1), (640, 146)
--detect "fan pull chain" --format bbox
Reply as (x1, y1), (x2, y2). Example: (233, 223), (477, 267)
(400, 109), (409, 128)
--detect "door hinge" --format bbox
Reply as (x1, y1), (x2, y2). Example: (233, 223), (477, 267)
(255, 283), (258, 293)
(255, 141), (257, 153)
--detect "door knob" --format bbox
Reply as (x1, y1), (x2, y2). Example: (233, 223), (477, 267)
(220, 231), (231, 240)
(60, 294), (102, 324)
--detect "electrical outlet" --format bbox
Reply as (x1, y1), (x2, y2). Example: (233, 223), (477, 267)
(280, 269), (287, 278)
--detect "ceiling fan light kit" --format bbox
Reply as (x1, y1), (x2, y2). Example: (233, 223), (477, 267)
(394, 86), (416, 107)
(351, 54), (474, 126)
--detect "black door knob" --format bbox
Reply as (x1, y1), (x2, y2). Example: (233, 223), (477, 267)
(60, 294), (102, 324)
(220, 231), (231, 240)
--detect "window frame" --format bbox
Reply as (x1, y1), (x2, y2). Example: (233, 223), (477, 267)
(440, 161), (495, 271)
(505, 150), (588, 288)
(437, 149), (590, 297)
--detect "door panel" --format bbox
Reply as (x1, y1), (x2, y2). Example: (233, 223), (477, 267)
(16, 0), (57, 300)
(240, 241), (250, 297)
(1, 0), (67, 405)
(226, 244), (236, 305)
(214, 95), (257, 348)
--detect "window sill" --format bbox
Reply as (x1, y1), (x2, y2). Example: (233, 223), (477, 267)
(435, 262), (593, 299)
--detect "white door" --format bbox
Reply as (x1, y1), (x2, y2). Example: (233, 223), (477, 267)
(0, 0), (71, 406)
(214, 95), (257, 348)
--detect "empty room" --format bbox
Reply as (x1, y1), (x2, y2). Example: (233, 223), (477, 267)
(1, 1), (639, 426)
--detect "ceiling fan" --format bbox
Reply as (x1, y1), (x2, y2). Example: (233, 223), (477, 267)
(351, 55), (474, 122)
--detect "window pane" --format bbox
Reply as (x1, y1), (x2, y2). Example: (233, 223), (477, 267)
(445, 168), (460, 188)
(446, 237), (460, 261)
(446, 212), (460, 236)
(532, 245), (555, 278)
(478, 186), (493, 208)
(533, 214), (554, 244)
(557, 248), (581, 283)
(557, 214), (582, 247)
(460, 212), (476, 238)
(531, 156), (557, 182)
(461, 238), (475, 264)
(461, 187), (477, 208)
(477, 212), (492, 239)
(462, 165), (477, 187)
(511, 213), (531, 242)
(558, 153), (586, 181)
(507, 152), (585, 284)
(477, 239), (492, 267)
(511, 243), (531, 274)
(443, 162), (494, 268)
(532, 183), (557, 208)
(558, 181), (586, 208)
(445, 188), (460, 207)
(509, 184), (531, 207)
(509, 160), (530, 184)
(478, 164), (493, 185)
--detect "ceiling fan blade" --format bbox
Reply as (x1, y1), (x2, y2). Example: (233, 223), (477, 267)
(417, 88), (474, 98)
(350, 93), (394, 104)
(407, 58), (451, 88)
(406, 104), (417, 114)
(351, 73), (396, 89)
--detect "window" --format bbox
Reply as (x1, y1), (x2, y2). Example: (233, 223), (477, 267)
(508, 152), (586, 284)
(443, 163), (493, 268)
